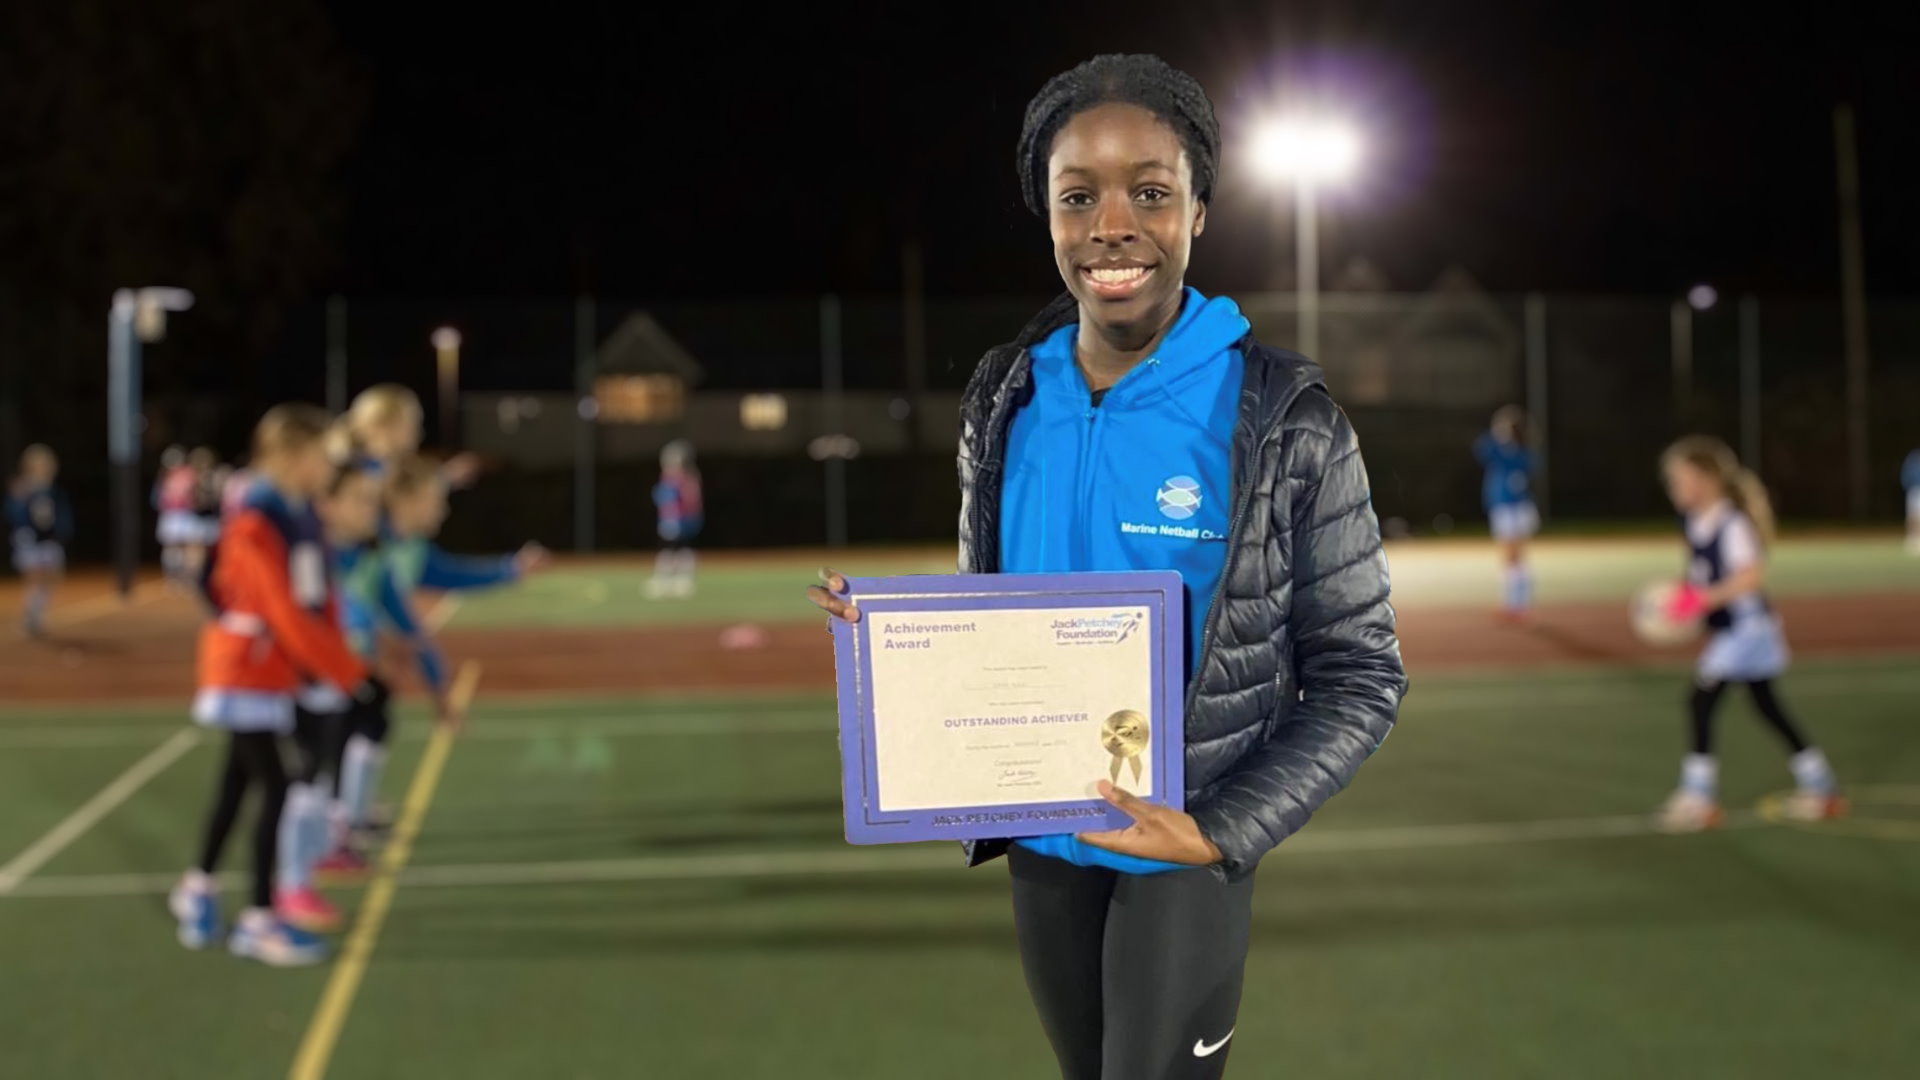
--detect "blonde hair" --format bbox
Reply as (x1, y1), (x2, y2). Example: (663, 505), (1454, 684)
(1491, 404), (1525, 439)
(330, 384), (423, 464)
(349, 384), (421, 437)
(253, 404), (334, 462)
(386, 454), (445, 501)
(20, 443), (57, 474)
(1663, 435), (1775, 546)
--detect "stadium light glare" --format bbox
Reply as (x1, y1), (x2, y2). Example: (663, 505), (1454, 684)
(1687, 284), (1718, 311)
(1250, 118), (1360, 182)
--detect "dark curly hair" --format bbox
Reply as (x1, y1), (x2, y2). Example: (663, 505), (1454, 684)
(1016, 54), (1222, 217)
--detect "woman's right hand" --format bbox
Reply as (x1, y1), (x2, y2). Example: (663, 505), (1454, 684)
(805, 568), (860, 623)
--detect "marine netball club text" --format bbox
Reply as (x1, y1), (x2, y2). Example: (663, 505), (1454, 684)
(1120, 520), (1221, 541)
(879, 619), (978, 650)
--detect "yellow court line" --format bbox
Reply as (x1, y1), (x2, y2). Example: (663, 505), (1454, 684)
(423, 594), (462, 634)
(287, 660), (482, 1080)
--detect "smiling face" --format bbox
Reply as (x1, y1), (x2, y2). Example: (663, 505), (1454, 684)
(1047, 103), (1204, 341)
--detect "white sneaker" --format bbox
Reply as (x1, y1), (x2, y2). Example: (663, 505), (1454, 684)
(670, 577), (695, 599)
(1657, 790), (1724, 833)
(645, 578), (670, 600)
(1778, 790), (1849, 822)
(228, 910), (326, 967)
(169, 877), (220, 950)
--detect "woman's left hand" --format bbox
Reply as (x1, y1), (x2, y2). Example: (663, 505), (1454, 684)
(1077, 781), (1224, 866)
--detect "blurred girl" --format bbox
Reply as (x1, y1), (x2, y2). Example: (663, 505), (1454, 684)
(154, 445), (195, 582)
(1473, 404), (1538, 621)
(188, 447), (227, 554)
(331, 455), (543, 838)
(6, 444), (71, 637)
(647, 439), (703, 598)
(168, 405), (383, 966)
(1656, 436), (1843, 832)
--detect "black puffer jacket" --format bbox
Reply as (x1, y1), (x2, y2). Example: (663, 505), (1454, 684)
(956, 296), (1407, 881)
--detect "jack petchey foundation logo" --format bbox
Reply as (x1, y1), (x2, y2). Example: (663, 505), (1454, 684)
(1051, 613), (1142, 646)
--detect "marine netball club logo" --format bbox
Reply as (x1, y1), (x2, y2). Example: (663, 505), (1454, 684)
(1156, 476), (1202, 520)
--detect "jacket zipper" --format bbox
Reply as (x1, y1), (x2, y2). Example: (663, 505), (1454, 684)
(1077, 401), (1102, 568)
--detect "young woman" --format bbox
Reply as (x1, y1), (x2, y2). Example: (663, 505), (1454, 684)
(647, 439), (703, 599)
(1656, 436), (1843, 833)
(169, 405), (386, 966)
(6, 444), (71, 638)
(808, 54), (1405, 1080)
(1473, 404), (1538, 620)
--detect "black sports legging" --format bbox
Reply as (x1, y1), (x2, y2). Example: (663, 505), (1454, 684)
(194, 731), (294, 909)
(1008, 844), (1256, 1080)
(292, 706), (351, 787)
(1691, 678), (1811, 756)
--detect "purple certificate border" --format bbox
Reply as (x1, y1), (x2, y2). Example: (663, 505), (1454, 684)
(830, 571), (1185, 845)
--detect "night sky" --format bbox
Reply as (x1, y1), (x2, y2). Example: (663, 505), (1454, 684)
(325, 0), (1920, 301)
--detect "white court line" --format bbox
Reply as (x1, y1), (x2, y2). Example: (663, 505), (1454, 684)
(2, 809), (1768, 900)
(0, 728), (201, 893)
(2, 670), (1912, 752)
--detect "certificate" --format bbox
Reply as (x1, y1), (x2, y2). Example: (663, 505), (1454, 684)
(830, 571), (1184, 844)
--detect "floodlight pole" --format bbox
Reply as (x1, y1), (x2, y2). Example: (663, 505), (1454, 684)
(107, 292), (141, 598)
(107, 286), (193, 597)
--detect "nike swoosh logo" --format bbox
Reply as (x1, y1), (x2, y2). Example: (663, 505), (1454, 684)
(1193, 1029), (1235, 1058)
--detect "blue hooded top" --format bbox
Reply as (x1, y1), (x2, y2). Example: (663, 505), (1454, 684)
(999, 288), (1250, 873)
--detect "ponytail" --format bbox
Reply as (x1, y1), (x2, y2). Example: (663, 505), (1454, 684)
(1663, 434), (1775, 547)
(324, 417), (360, 468)
(1727, 467), (1776, 547)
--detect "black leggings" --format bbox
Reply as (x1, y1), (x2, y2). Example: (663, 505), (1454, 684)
(194, 731), (294, 909)
(1007, 845), (1256, 1080)
(292, 706), (351, 787)
(1691, 678), (1811, 756)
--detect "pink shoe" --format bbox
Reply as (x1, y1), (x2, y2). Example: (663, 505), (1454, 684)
(275, 885), (344, 933)
(315, 848), (371, 883)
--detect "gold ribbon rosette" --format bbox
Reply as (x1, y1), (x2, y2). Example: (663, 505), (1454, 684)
(1100, 709), (1150, 786)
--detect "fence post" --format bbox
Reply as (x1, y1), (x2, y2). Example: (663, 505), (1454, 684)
(1739, 296), (1761, 472)
(902, 241), (928, 452)
(325, 295), (347, 415)
(1669, 300), (1693, 427)
(821, 294), (848, 549)
(1834, 104), (1872, 519)
(1524, 292), (1550, 518)
(574, 295), (596, 553)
